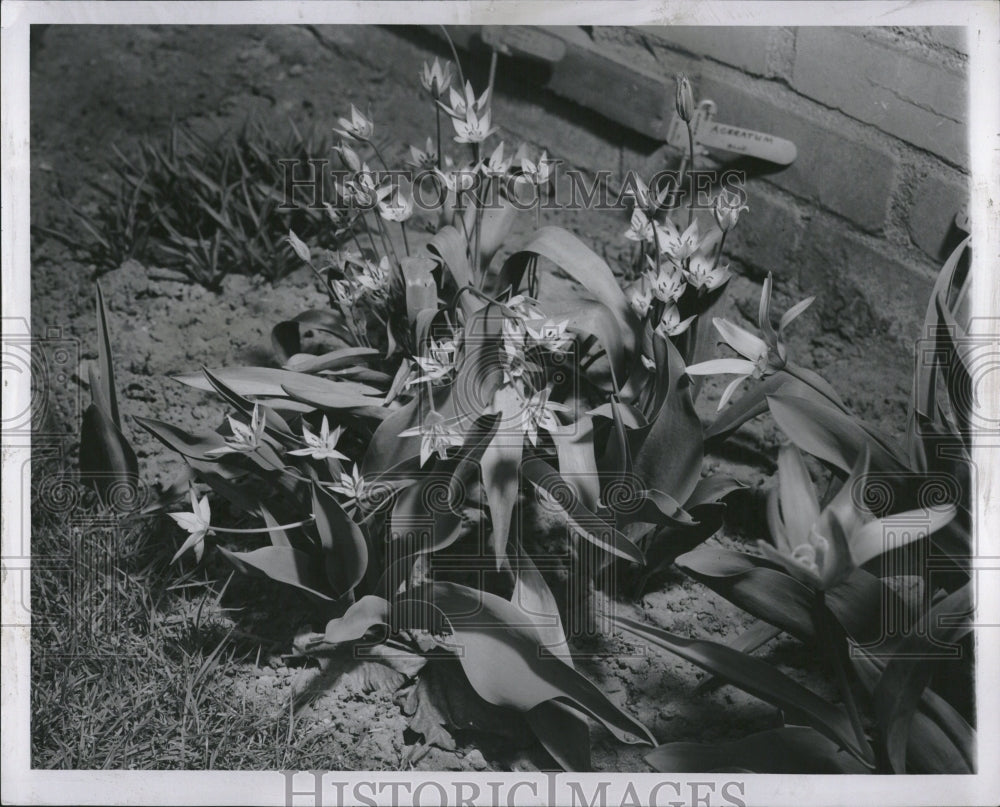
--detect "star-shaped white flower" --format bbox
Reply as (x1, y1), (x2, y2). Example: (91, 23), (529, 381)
(684, 253), (731, 293)
(206, 405), (266, 457)
(408, 339), (458, 387)
(335, 104), (375, 141)
(452, 107), (498, 144)
(526, 319), (573, 354)
(400, 410), (464, 466)
(329, 464), (367, 512)
(168, 489), (213, 563)
(408, 137), (438, 170)
(657, 217), (701, 263)
(288, 416), (348, 461)
(654, 304), (696, 338)
(519, 387), (570, 446)
(420, 58), (453, 97)
(646, 260), (687, 303)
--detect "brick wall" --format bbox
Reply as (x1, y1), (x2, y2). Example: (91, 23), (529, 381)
(382, 25), (968, 428)
(39, 23), (968, 433)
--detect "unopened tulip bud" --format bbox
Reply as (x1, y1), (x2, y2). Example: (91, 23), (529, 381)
(335, 142), (362, 173)
(714, 188), (749, 233)
(675, 75), (694, 123)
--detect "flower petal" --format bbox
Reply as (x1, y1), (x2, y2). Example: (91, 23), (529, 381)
(713, 318), (768, 362)
(776, 443), (821, 548)
(685, 358), (757, 377)
(716, 375), (748, 410)
(778, 296), (816, 335)
(758, 273), (777, 347)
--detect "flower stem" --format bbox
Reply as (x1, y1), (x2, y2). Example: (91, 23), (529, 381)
(212, 517), (314, 534)
(712, 231), (728, 272)
(685, 120), (697, 229)
(816, 596), (873, 766)
(435, 106), (443, 171)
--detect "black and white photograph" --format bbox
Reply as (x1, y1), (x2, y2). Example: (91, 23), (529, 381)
(3, 2), (999, 805)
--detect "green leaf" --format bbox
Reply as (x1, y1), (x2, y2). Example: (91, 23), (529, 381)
(218, 545), (334, 600)
(675, 547), (818, 643)
(283, 347), (380, 374)
(133, 414), (229, 461)
(646, 726), (870, 773)
(480, 384), (525, 567)
(767, 392), (907, 475)
(634, 336), (703, 504)
(93, 283), (121, 428)
(526, 701), (592, 772)
(521, 458), (644, 564)
(200, 367), (294, 438)
(613, 614), (874, 766)
(312, 483), (369, 596)
(175, 366), (381, 398)
(322, 595), (391, 644)
(79, 403), (140, 506)
(401, 582), (655, 747)
(271, 309), (350, 363)
(495, 226), (636, 353)
(425, 225), (472, 288)
(873, 583), (973, 773)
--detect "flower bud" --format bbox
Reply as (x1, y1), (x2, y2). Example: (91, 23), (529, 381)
(714, 188), (748, 233)
(335, 142), (362, 173)
(675, 75), (694, 123)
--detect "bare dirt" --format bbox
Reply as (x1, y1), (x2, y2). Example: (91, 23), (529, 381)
(30, 24), (884, 771)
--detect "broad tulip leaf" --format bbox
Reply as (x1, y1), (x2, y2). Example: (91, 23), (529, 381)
(480, 384), (525, 566)
(426, 224), (472, 288)
(175, 366), (381, 399)
(79, 403), (140, 505)
(401, 582), (655, 747)
(271, 309), (350, 363)
(613, 615), (874, 766)
(646, 726), (870, 773)
(312, 483), (369, 596)
(873, 583), (973, 774)
(635, 336), (702, 504)
(767, 392), (906, 475)
(218, 545), (334, 600)
(200, 368), (294, 438)
(284, 347), (380, 374)
(496, 226), (636, 352)
(521, 459), (644, 564)
(675, 547), (818, 643)
(134, 415), (229, 461)
(322, 595), (391, 644)
(526, 700), (592, 772)
(552, 416), (601, 513)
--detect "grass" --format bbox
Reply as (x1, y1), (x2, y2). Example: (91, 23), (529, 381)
(29, 455), (359, 770)
(45, 119), (344, 289)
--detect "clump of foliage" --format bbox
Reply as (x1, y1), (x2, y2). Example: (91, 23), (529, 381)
(78, 37), (974, 775)
(64, 120), (343, 287)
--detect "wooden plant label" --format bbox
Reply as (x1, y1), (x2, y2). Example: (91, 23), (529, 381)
(667, 100), (798, 166)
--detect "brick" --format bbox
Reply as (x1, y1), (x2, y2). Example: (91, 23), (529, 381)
(725, 189), (802, 279)
(698, 77), (899, 232)
(908, 172), (968, 261)
(799, 217), (934, 344)
(637, 26), (772, 75)
(792, 28), (967, 167)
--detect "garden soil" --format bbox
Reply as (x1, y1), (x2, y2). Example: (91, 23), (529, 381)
(30, 25), (894, 771)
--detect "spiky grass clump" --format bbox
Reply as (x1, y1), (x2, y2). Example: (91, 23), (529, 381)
(62, 120), (342, 288)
